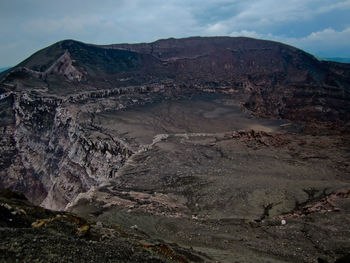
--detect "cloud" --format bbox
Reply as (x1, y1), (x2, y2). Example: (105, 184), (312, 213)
(229, 27), (350, 57)
(200, 0), (350, 34)
(18, 0), (200, 44)
(316, 0), (350, 13)
(1, 0), (350, 67)
(290, 27), (350, 56)
(22, 16), (103, 35)
(206, 23), (230, 35)
(229, 30), (265, 39)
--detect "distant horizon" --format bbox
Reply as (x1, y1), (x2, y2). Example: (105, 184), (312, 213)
(0, 66), (11, 72)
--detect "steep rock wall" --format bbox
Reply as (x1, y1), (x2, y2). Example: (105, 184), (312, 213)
(1, 90), (136, 210)
(0, 80), (203, 210)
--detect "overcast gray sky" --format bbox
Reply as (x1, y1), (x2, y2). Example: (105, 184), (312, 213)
(1, 0), (350, 67)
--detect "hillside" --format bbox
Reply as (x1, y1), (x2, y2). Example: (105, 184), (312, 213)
(1, 37), (349, 121)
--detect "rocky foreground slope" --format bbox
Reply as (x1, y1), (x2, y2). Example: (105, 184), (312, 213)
(0, 188), (205, 262)
(0, 37), (350, 262)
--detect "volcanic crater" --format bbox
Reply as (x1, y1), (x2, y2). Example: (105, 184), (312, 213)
(0, 37), (350, 262)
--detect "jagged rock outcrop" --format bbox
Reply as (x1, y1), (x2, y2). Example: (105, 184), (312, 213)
(0, 36), (349, 211)
(0, 89), (137, 209)
(44, 51), (85, 81)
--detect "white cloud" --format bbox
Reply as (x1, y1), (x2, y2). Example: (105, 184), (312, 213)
(289, 27), (350, 56)
(206, 23), (230, 35)
(228, 27), (350, 57)
(229, 30), (266, 39)
(199, 0), (350, 34)
(316, 0), (350, 13)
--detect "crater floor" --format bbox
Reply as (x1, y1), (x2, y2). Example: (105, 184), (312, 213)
(92, 94), (290, 146)
(68, 94), (350, 262)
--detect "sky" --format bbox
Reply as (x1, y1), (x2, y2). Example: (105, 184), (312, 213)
(1, 0), (350, 67)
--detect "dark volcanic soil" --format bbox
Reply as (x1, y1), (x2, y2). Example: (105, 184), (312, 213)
(0, 189), (207, 263)
(68, 96), (350, 263)
(93, 94), (291, 146)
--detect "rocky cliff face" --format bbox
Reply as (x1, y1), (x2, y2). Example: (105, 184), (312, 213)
(112, 37), (350, 121)
(0, 77), (198, 209)
(0, 36), (349, 212)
